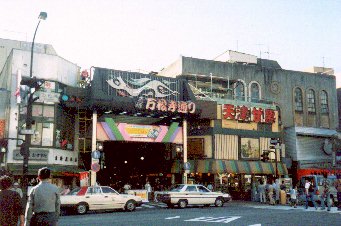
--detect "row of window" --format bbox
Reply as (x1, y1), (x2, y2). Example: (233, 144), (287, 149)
(294, 88), (328, 113)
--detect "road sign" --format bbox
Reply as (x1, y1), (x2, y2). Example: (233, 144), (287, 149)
(183, 162), (191, 170)
(19, 129), (35, 135)
(91, 150), (101, 159)
(91, 163), (100, 172)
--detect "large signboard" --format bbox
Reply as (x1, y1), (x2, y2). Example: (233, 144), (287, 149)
(222, 104), (276, 124)
(13, 149), (49, 161)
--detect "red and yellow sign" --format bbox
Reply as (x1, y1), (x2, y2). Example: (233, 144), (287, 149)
(0, 120), (5, 138)
(222, 104), (275, 124)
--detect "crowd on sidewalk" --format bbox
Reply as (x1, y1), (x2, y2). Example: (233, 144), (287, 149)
(253, 173), (341, 212)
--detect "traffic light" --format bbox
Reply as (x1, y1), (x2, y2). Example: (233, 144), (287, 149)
(20, 142), (29, 157)
(0, 139), (8, 162)
(0, 139), (7, 153)
(261, 151), (270, 162)
(20, 77), (44, 90)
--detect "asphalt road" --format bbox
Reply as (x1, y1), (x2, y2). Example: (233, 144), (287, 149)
(59, 201), (341, 226)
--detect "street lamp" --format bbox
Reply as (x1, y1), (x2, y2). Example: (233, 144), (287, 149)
(22, 11), (47, 198)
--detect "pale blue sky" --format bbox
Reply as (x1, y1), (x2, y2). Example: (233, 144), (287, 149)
(1, 0), (341, 87)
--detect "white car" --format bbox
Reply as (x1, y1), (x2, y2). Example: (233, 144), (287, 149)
(157, 184), (232, 208)
(61, 186), (143, 214)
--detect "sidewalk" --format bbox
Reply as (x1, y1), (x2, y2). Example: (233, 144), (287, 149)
(233, 200), (341, 213)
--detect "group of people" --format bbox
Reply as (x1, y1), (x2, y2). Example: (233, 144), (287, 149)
(256, 173), (341, 211)
(256, 178), (284, 205)
(303, 173), (335, 211)
(0, 167), (60, 226)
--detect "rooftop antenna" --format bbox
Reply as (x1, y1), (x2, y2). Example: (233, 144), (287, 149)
(255, 43), (264, 58)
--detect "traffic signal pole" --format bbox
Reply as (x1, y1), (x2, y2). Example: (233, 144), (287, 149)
(22, 93), (34, 198)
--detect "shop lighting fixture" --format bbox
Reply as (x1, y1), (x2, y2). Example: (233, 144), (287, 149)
(140, 156), (144, 160)
(124, 160), (127, 164)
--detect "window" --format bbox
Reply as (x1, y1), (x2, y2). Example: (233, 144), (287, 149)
(240, 138), (260, 159)
(234, 81), (245, 101)
(185, 186), (197, 192)
(307, 89), (316, 113)
(250, 82), (260, 102)
(197, 186), (210, 193)
(321, 90), (329, 114)
(294, 88), (303, 112)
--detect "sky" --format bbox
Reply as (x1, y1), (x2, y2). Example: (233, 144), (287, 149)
(1, 0), (341, 87)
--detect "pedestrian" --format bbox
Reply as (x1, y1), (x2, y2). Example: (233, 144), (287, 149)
(280, 181), (286, 191)
(123, 182), (131, 194)
(257, 179), (266, 204)
(0, 175), (25, 226)
(25, 167), (61, 226)
(273, 179), (280, 204)
(60, 185), (70, 195)
(268, 181), (275, 205)
(335, 173), (341, 211)
(144, 181), (152, 201)
(304, 178), (317, 210)
(207, 183), (213, 191)
(290, 185), (298, 208)
(320, 173), (331, 211)
(11, 181), (23, 198)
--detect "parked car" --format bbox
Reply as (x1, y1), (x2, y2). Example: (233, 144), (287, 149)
(61, 186), (143, 214)
(157, 184), (232, 208)
(298, 175), (338, 206)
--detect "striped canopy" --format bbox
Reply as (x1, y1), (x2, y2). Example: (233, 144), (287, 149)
(171, 160), (288, 176)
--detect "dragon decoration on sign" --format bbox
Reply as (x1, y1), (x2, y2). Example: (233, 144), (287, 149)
(106, 76), (179, 98)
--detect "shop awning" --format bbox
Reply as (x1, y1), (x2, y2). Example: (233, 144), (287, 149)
(171, 160), (288, 176)
(7, 164), (86, 177)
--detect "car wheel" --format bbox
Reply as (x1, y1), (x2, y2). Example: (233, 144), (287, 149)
(214, 198), (224, 207)
(125, 200), (136, 212)
(178, 200), (187, 209)
(76, 203), (88, 214)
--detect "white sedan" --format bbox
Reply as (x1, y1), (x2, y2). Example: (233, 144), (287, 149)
(61, 186), (143, 214)
(157, 184), (232, 208)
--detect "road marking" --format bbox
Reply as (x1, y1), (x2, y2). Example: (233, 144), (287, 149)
(165, 216), (180, 220)
(185, 216), (241, 223)
(248, 224), (261, 226)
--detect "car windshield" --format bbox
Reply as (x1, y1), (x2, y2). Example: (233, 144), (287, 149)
(69, 187), (81, 195)
(170, 184), (185, 192)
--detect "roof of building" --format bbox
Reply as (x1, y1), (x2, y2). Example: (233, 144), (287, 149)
(295, 127), (338, 137)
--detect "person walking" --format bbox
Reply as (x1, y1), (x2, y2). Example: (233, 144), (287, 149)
(11, 181), (23, 198)
(289, 185), (298, 208)
(257, 180), (266, 204)
(268, 181), (275, 205)
(320, 173), (331, 211)
(25, 167), (60, 226)
(335, 173), (341, 211)
(273, 179), (280, 204)
(144, 181), (152, 201)
(0, 175), (25, 226)
(304, 178), (317, 210)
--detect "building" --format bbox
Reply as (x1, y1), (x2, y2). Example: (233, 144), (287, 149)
(160, 51), (340, 184)
(0, 38), (84, 188)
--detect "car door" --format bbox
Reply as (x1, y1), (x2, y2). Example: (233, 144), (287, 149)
(197, 185), (215, 205)
(184, 185), (200, 205)
(101, 186), (122, 209)
(86, 187), (108, 210)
